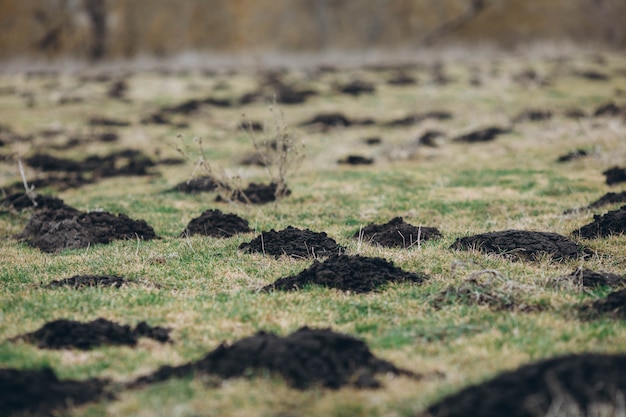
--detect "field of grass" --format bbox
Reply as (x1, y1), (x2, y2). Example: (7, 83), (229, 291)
(1, 47), (626, 416)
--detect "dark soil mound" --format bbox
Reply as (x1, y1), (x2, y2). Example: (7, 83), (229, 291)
(300, 112), (353, 128)
(11, 318), (171, 349)
(423, 353), (626, 417)
(172, 175), (223, 193)
(513, 109), (553, 123)
(450, 230), (587, 261)
(563, 191), (626, 214)
(338, 80), (375, 96)
(223, 182), (290, 204)
(551, 268), (626, 290)
(338, 155), (374, 165)
(0, 192), (69, 211)
(0, 367), (110, 417)
(16, 206), (158, 253)
(384, 111), (452, 127)
(240, 226), (342, 258)
(45, 275), (128, 289)
(556, 148), (589, 162)
(354, 217), (442, 248)
(181, 209), (251, 238)
(88, 117), (130, 127)
(417, 130), (445, 147)
(452, 127), (511, 143)
(262, 254), (427, 293)
(573, 205), (626, 239)
(594, 102), (626, 117)
(603, 166), (626, 185)
(133, 327), (417, 390)
(588, 288), (626, 318)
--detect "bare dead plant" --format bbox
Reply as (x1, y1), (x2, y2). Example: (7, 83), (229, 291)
(18, 158), (38, 207)
(239, 106), (305, 200)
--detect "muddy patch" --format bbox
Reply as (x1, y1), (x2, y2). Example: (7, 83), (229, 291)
(239, 226), (342, 258)
(423, 353), (626, 417)
(0, 367), (110, 417)
(15, 206), (158, 253)
(450, 230), (587, 261)
(354, 217), (442, 248)
(132, 327), (418, 390)
(10, 318), (171, 350)
(44, 275), (129, 289)
(181, 209), (251, 238)
(262, 254), (427, 293)
(573, 205), (626, 239)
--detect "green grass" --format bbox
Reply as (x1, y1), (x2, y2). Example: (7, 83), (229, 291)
(1, 48), (626, 416)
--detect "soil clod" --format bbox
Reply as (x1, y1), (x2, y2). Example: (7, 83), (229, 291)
(452, 127), (510, 143)
(262, 254), (427, 293)
(573, 205), (626, 239)
(549, 268), (626, 290)
(181, 209), (251, 238)
(239, 226), (342, 258)
(354, 217), (442, 248)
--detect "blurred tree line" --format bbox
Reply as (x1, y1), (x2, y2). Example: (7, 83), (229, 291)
(0, 0), (624, 61)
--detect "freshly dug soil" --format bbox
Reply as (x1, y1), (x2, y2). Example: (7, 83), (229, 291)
(181, 209), (251, 237)
(564, 191), (626, 213)
(223, 182), (290, 204)
(239, 226), (343, 258)
(423, 353), (626, 417)
(0, 192), (69, 211)
(513, 109), (553, 123)
(338, 79), (375, 96)
(452, 127), (510, 143)
(450, 230), (587, 261)
(172, 176), (223, 193)
(556, 148), (589, 162)
(587, 288), (626, 319)
(603, 166), (626, 185)
(354, 217), (442, 248)
(573, 205), (626, 238)
(11, 318), (171, 349)
(550, 268), (626, 290)
(262, 254), (427, 293)
(338, 155), (374, 165)
(132, 327), (418, 390)
(45, 275), (128, 289)
(0, 367), (110, 417)
(15, 206), (158, 253)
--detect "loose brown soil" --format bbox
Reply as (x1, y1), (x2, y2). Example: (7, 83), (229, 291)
(573, 205), (626, 238)
(132, 327), (419, 390)
(181, 209), (251, 238)
(450, 230), (587, 261)
(15, 206), (158, 253)
(239, 226), (343, 258)
(262, 254), (427, 293)
(44, 275), (129, 289)
(10, 318), (171, 349)
(354, 217), (442, 248)
(0, 368), (110, 417)
(423, 353), (626, 417)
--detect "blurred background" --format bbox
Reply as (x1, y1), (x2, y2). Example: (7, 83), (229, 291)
(0, 0), (624, 63)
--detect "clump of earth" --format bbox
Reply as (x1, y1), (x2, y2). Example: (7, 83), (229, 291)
(450, 230), (588, 261)
(132, 327), (419, 390)
(573, 205), (626, 238)
(423, 353), (626, 417)
(603, 166), (626, 185)
(354, 217), (442, 248)
(239, 226), (343, 258)
(172, 175), (222, 193)
(563, 191), (626, 214)
(0, 367), (110, 417)
(262, 254), (427, 293)
(15, 206), (158, 252)
(584, 289), (626, 319)
(9, 318), (171, 349)
(548, 268), (626, 291)
(0, 192), (69, 212)
(181, 209), (251, 237)
(221, 182), (290, 204)
(45, 275), (129, 289)
(452, 126), (511, 143)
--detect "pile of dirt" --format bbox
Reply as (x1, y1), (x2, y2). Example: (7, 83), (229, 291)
(337, 79), (375, 96)
(549, 268), (626, 290)
(432, 272), (538, 312)
(0, 192), (69, 211)
(15, 206), (158, 253)
(10, 318), (171, 349)
(222, 182), (290, 204)
(586, 289), (626, 319)
(513, 109), (553, 123)
(44, 275), (129, 289)
(300, 112), (374, 130)
(573, 205), (626, 238)
(556, 148), (589, 163)
(423, 353), (626, 417)
(354, 217), (442, 248)
(450, 230), (587, 261)
(239, 226), (343, 258)
(452, 127), (511, 143)
(132, 327), (418, 390)
(603, 166), (626, 185)
(383, 111), (452, 127)
(563, 191), (626, 214)
(181, 209), (251, 238)
(0, 367), (110, 417)
(172, 176), (223, 193)
(262, 254), (427, 293)
(338, 155), (374, 165)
